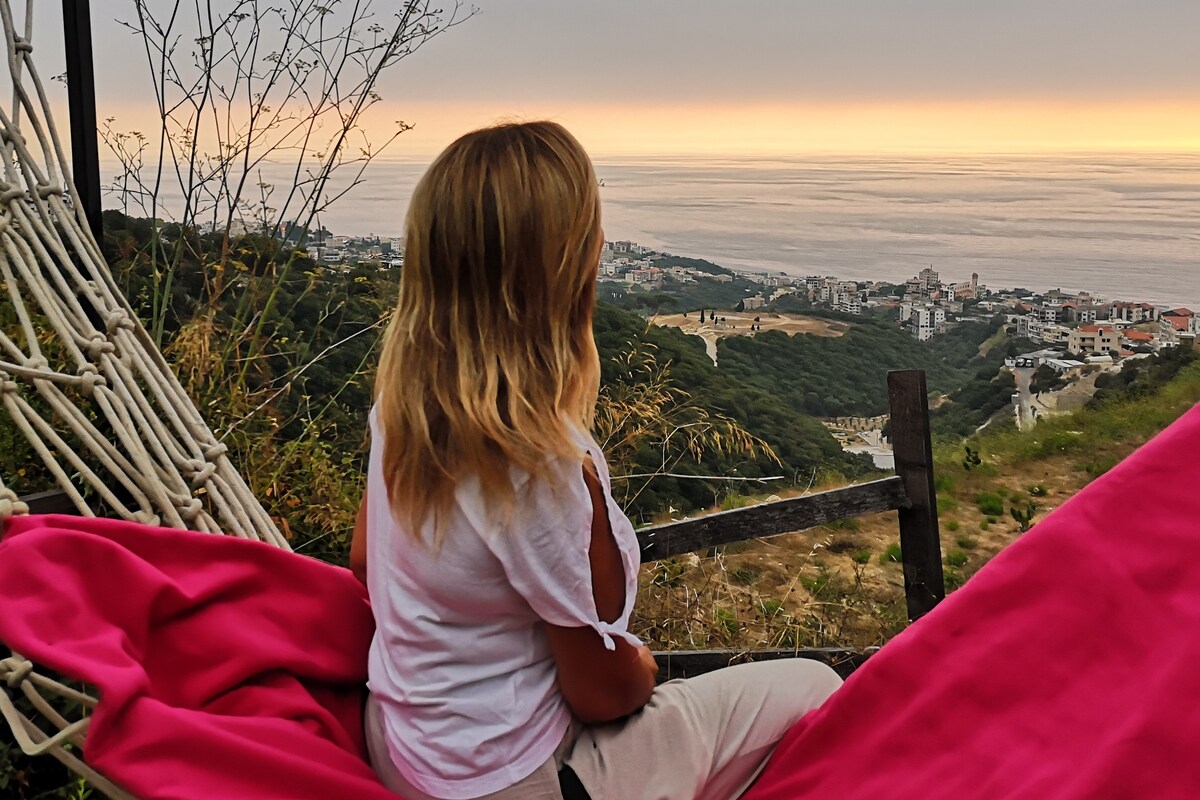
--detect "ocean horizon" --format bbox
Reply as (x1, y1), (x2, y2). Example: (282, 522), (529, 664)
(104, 150), (1200, 308)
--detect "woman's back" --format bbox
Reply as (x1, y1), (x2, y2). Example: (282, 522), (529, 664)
(365, 412), (640, 798)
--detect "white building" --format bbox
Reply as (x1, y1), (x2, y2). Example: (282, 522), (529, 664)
(904, 304), (946, 341)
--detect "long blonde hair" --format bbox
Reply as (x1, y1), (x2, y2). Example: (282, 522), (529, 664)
(375, 121), (603, 539)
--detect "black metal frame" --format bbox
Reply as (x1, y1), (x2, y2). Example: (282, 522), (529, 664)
(62, 0), (103, 241)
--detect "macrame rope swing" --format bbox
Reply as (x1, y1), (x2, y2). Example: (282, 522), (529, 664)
(0, 2), (287, 795)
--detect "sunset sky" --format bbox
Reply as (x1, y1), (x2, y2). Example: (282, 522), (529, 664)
(33, 0), (1200, 156)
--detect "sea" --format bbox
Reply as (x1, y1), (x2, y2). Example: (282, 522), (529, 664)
(117, 151), (1200, 307)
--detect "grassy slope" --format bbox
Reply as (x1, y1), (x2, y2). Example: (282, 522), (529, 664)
(632, 359), (1200, 652)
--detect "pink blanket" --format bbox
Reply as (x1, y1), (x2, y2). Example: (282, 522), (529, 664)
(0, 514), (395, 800)
(744, 402), (1200, 800)
(3, 404), (1198, 799)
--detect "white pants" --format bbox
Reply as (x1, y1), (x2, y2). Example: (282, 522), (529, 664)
(366, 659), (843, 800)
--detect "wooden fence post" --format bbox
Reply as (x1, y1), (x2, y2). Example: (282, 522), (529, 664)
(887, 370), (945, 621)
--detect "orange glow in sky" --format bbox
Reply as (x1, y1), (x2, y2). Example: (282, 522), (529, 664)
(94, 98), (1200, 162)
(360, 99), (1200, 158)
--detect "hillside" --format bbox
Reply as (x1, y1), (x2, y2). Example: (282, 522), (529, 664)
(716, 317), (1006, 418)
(631, 354), (1200, 653)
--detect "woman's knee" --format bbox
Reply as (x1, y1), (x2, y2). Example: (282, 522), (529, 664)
(754, 658), (843, 715)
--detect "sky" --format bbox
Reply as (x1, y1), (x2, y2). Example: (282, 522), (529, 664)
(27, 1), (1200, 156)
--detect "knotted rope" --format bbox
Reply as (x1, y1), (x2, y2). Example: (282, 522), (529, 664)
(1, 2), (288, 796)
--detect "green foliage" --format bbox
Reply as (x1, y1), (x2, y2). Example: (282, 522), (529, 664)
(944, 569), (966, 591)
(720, 493), (749, 511)
(1010, 501), (1039, 532)
(1030, 364), (1068, 395)
(851, 548), (872, 565)
(1028, 484), (1049, 497)
(1081, 456), (1119, 478)
(945, 549), (969, 568)
(937, 494), (959, 514)
(979, 519), (990, 531)
(714, 606), (740, 637)
(945, 520), (960, 532)
(1091, 347), (1198, 407)
(976, 492), (1005, 517)
(962, 445), (983, 471)
(879, 541), (903, 565)
(931, 335), (1034, 440)
(593, 303), (873, 520)
(715, 317), (1002, 418)
(956, 535), (978, 549)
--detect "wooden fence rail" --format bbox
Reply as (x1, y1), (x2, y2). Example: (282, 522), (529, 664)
(637, 369), (944, 677)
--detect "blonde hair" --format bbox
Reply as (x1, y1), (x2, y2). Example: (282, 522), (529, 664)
(375, 121), (603, 539)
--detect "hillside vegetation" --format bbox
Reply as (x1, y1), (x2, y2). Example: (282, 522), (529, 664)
(633, 355), (1200, 653)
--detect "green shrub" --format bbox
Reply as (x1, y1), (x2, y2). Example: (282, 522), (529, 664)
(721, 493), (749, 511)
(976, 492), (1005, 516)
(851, 548), (872, 565)
(946, 549), (968, 568)
(1028, 484), (1049, 497)
(879, 542), (903, 565)
(945, 520), (960, 532)
(1011, 501), (1039, 533)
(979, 519), (990, 531)
(956, 535), (978, 549)
(944, 569), (966, 591)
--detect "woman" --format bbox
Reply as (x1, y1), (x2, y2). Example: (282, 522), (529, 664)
(351, 121), (841, 800)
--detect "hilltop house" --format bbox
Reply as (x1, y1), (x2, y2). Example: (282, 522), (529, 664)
(1068, 325), (1119, 355)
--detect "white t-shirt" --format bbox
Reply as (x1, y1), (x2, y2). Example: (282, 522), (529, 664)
(365, 412), (643, 799)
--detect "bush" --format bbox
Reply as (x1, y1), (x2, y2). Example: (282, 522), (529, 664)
(1028, 484), (1049, 497)
(979, 519), (990, 531)
(945, 520), (960, 532)
(946, 549), (969, 568)
(976, 492), (1005, 516)
(851, 548), (872, 565)
(956, 535), (978, 549)
(879, 542), (903, 565)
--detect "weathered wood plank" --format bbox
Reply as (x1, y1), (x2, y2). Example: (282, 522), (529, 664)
(653, 648), (875, 681)
(18, 490), (81, 516)
(887, 370), (945, 621)
(636, 477), (909, 563)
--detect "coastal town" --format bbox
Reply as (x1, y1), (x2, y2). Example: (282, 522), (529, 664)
(595, 239), (1199, 352)
(285, 229), (1199, 361)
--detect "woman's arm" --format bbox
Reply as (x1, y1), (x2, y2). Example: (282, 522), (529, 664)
(350, 489), (368, 585)
(544, 460), (657, 724)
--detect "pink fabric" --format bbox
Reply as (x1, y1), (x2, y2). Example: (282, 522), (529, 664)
(3, 404), (1198, 799)
(745, 402), (1200, 800)
(0, 514), (396, 800)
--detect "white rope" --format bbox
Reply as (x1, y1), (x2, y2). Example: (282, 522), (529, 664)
(0, 2), (291, 795)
